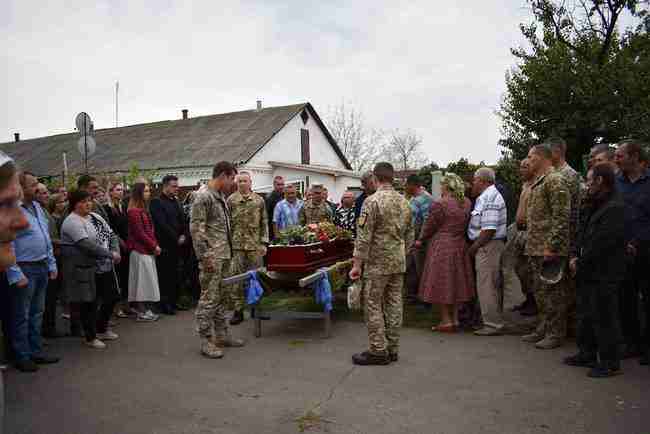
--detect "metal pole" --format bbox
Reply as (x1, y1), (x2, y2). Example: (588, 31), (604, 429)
(83, 115), (88, 173)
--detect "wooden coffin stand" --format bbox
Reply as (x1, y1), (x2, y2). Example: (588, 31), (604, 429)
(226, 238), (353, 338)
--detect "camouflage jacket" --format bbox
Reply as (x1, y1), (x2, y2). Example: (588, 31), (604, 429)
(190, 188), (232, 260)
(354, 184), (414, 277)
(555, 163), (582, 256)
(227, 191), (269, 251)
(525, 169), (571, 257)
(298, 200), (333, 226)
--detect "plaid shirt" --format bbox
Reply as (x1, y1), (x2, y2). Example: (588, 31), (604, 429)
(468, 185), (507, 241)
(272, 199), (304, 230)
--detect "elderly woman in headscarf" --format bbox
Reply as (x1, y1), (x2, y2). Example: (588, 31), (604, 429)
(415, 173), (475, 332)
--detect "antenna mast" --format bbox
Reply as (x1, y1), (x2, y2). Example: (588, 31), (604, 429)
(115, 81), (119, 127)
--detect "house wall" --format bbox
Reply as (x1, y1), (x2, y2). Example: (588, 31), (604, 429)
(248, 112), (347, 170)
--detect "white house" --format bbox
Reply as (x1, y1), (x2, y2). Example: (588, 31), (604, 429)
(2, 102), (360, 201)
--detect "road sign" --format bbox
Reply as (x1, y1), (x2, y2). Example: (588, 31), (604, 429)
(75, 112), (97, 172)
(75, 112), (94, 134)
(78, 136), (96, 157)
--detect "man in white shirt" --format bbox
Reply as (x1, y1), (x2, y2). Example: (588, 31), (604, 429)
(468, 167), (508, 336)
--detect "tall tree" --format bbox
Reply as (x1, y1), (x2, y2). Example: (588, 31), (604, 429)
(499, 0), (649, 168)
(382, 129), (429, 171)
(325, 102), (384, 172)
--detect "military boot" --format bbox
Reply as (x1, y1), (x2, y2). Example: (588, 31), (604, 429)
(352, 351), (391, 366)
(200, 338), (224, 359)
(535, 336), (562, 349)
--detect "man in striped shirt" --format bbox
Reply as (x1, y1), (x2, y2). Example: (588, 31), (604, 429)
(468, 167), (508, 336)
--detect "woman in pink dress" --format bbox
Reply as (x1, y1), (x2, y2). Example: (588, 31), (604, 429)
(416, 173), (475, 332)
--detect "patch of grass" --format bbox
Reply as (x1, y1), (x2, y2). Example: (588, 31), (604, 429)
(257, 291), (440, 329)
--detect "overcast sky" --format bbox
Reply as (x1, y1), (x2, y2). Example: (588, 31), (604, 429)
(2, 1), (548, 166)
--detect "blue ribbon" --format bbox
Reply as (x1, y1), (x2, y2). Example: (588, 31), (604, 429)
(246, 271), (264, 305)
(313, 268), (333, 312)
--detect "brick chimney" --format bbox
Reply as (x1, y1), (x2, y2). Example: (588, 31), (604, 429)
(14, 133), (19, 142)
(182, 109), (189, 120)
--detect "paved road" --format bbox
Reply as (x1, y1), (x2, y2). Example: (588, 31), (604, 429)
(5, 312), (650, 434)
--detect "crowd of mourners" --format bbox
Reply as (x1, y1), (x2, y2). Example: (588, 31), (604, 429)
(0, 135), (649, 379)
(0, 170), (193, 372)
(398, 137), (650, 378)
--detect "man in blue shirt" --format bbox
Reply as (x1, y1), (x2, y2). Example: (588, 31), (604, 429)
(272, 184), (304, 234)
(614, 140), (650, 363)
(405, 175), (433, 301)
(7, 172), (59, 372)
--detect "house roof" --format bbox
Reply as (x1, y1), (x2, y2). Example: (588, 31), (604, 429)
(268, 161), (360, 178)
(1, 102), (352, 177)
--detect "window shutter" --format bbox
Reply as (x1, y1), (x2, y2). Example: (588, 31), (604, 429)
(301, 129), (310, 164)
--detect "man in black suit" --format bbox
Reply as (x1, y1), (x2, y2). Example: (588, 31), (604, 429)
(567, 163), (625, 378)
(150, 175), (186, 315)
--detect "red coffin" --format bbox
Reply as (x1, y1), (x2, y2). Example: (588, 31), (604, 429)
(267, 239), (354, 273)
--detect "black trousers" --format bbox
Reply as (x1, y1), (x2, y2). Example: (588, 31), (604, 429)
(95, 272), (118, 333)
(73, 271), (118, 341)
(577, 280), (622, 364)
(116, 248), (130, 302)
(42, 273), (62, 334)
(619, 242), (650, 350)
(156, 248), (179, 307)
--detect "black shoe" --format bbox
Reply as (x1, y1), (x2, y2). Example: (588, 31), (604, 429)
(639, 353), (649, 366)
(389, 353), (399, 362)
(352, 351), (391, 366)
(175, 303), (190, 311)
(15, 359), (39, 372)
(563, 353), (596, 368)
(230, 310), (244, 325)
(587, 362), (621, 378)
(31, 354), (60, 364)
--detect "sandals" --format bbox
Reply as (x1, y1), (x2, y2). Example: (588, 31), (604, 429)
(432, 323), (456, 333)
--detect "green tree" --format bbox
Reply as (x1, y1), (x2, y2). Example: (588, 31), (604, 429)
(444, 158), (483, 181)
(499, 0), (650, 168)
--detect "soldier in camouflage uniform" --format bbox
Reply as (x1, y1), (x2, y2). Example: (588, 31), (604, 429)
(298, 184), (333, 226)
(522, 144), (572, 349)
(549, 137), (583, 338)
(190, 161), (244, 359)
(226, 171), (269, 325)
(349, 162), (414, 365)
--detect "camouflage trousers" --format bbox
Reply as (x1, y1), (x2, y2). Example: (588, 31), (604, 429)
(230, 250), (263, 311)
(529, 256), (568, 339)
(195, 259), (231, 340)
(363, 273), (404, 356)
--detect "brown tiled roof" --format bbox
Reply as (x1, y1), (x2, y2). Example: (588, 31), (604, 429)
(1, 102), (351, 176)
